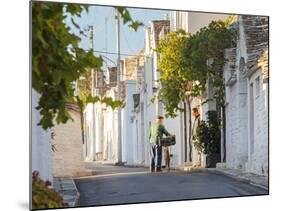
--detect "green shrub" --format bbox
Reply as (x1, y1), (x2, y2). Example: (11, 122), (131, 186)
(32, 171), (67, 209)
(194, 111), (221, 154)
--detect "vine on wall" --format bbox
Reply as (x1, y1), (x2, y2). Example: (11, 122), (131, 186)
(32, 2), (142, 130)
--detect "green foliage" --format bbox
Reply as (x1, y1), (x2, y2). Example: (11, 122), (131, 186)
(32, 2), (103, 129)
(77, 70), (92, 106)
(32, 171), (67, 209)
(101, 96), (126, 109)
(155, 19), (233, 117)
(195, 111), (221, 154)
(193, 121), (208, 153)
(182, 20), (232, 105)
(116, 7), (144, 31)
(224, 15), (238, 27)
(32, 2), (141, 130)
(155, 30), (190, 117)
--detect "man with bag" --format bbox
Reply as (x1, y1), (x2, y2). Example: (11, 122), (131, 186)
(149, 115), (171, 172)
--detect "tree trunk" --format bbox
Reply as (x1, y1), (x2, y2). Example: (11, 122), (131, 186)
(187, 96), (192, 162)
(80, 112), (85, 145)
(183, 101), (187, 162)
(222, 105), (226, 162)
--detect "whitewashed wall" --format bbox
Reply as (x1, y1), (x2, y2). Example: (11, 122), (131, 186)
(143, 56), (156, 166)
(84, 88), (119, 163)
(31, 89), (53, 183)
(94, 102), (104, 158)
(223, 16), (268, 176)
(103, 104), (118, 162)
(224, 18), (249, 170)
(122, 80), (136, 165)
(84, 103), (95, 161)
(245, 69), (268, 175)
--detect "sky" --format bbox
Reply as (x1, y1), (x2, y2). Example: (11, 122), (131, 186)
(65, 5), (169, 69)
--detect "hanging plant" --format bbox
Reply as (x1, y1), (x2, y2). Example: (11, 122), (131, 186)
(32, 2), (142, 130)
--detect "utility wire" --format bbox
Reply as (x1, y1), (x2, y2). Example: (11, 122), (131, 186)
(90, 49), (144, 57)
(121, 27), (138, 55)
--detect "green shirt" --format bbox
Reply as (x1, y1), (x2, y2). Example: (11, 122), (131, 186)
(149, 123), (170, 144)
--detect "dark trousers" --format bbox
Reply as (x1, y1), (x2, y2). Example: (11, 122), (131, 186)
(150, 144), (162, 170)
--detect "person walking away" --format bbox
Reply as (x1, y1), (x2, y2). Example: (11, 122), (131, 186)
(149, 115), (170, 172)
(192, 107), (201, 167)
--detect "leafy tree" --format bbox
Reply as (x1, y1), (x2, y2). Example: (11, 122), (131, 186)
(32, 2), (142, 129)
(77, 70), (92, 106)
(155, 19), (233, 118)
(155, 30), (190, 117)
(182, 20), (233, 105)
(32, 2), (101, 129)
(116, 7), (144, 31)
(155, 19), (233, 161)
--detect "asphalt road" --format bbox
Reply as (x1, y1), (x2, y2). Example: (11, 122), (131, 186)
(75, 165), (268, 207)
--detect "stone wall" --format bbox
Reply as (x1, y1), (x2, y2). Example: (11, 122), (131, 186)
(124, 56), (138, 81)
(52, 105), (89, 177)
(241, 15), (269, 78)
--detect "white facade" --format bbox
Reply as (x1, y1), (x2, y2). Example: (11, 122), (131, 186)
(102, 88), (118, 162)
(223, 16), (268, 175)
(84, 87), (119, 163)
(31, 89), (53, 182)
(126, 13), (231, 169)
(245, 70), (268, 175)
(83, 103), (96, 162)
(121, 80), (137, 165)
(132, 23), (185, 168)
(134, 54), (156, 167)
(170, 11), (229, 34)
(82, 14), (268, 176)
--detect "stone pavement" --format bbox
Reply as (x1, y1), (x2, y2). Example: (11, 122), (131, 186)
(53, 177), (80, 207)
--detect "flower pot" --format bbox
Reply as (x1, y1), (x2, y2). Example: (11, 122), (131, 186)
(205, 153), (221, 168)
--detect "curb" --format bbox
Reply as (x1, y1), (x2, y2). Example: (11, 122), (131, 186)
(182, 168), (269, 191)
(210, 169), (268, 191)
(53, 177), (80, 207)
(71, 177), (80, 207)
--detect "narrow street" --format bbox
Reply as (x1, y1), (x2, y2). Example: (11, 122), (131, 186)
(29, 2), (270, 210)
(74, 164), (267, 206)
